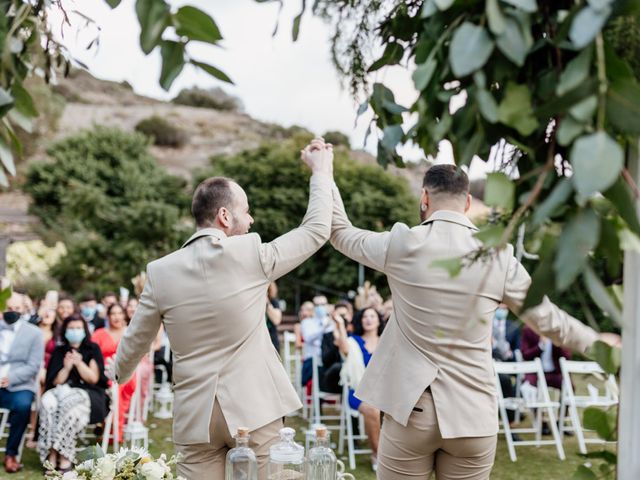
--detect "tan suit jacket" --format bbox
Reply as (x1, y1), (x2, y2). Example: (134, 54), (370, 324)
(115, 174), (333, 445)
(330, 186), (599, 439)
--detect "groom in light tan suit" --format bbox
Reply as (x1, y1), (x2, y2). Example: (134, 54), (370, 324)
(113, 140), (334, 479)
(327, 154), (620, 479)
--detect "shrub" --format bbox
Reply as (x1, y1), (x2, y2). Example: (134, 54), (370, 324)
(172, 86), (243, 111)
(323, 130), (351, 148)
(135, 116), (189, 148)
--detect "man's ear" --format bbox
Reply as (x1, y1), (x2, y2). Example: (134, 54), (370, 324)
(421, 189), (429, 210)
(464, 193), (472, 213)
(217, 207), (232, 228)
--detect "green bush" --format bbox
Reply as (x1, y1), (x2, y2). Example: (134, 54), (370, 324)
(172, 86), (243, 111)
(24, 127), (191, 294)
(323, 130), (351, 148)
(135, 115), (189, 148)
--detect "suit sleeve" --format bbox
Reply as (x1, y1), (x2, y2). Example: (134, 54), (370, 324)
(502, 254), (599, 354)
(115, 268), (162, 384)
(259, 173), (333, 281)
(329, 182), (391, 273)
(8, 328), (44, 387)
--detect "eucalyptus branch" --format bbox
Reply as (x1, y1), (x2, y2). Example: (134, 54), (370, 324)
(595, 32), (607, 131)
(499, 136), (557, 245)
(622, 168), (640, 199)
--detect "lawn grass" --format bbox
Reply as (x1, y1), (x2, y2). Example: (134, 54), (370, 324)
(11, 413), (610, 479)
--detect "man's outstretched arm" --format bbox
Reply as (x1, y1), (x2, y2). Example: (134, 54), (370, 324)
(259, 140), (334, 281)
(329, 181), (392, 273)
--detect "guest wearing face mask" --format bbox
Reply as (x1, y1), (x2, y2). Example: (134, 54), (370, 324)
(300, 296), (333, 387)
(92, 304), (136, 443)
(0, 293), (44, 473)
(79, 295), (105, 334)
(492, 303), (521, 362)
(39, 314), (108, 473)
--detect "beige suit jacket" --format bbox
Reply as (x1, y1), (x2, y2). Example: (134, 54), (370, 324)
(115, 174), (333, 445)
(330, 186), (599, 439)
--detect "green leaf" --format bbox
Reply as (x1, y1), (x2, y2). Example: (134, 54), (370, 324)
(191, 60), (233, 84)
(435, 0), (455, 10)
(369, 42), (404, 72)
(0, 285), (11, 310)
(8, 109), (33, 133)
(588, 0), (614, 12)
(484, 172), (515, 210)
(174, 6), (223, 45)
(497, 82), (539, 135)
(583, 406), (617, 440)
(569, 5), (611, 49)
(421, 0), (438, 18)
(477, 89), (499, 123)
(496, 17), (532, 67)
(583, 450), (617, 464)
(135, 0), (170, 55)
(619, 228), (640, 253)
(357, 100), (369, 117)
(428, 110), (452, 142)
(159, 41), (185, 91)
(291, 0), (306, 41)
(431, 257), (463, 277)
(606, 78), (640, 135)
(583, 265), (623, 326)
(11, 82), (38, 118)
(382, 99), (408, 115)
(569, 95), (597, 122)
(459, 128), (484, 166)
(523, 241), (556, 310)
(474, 224), (505, 247)
(76, 444), (105, 463)
(531, 178), (573, 227)
(449, 22), (495, 77)
(0, 137), (15, 176)
(557, 116), (585, 146)
(0, 88), (15, 118)
(413, 58), (437, 91)
(570, 132), (623, 198)
(381, 125), (403, 151)
(486, 0), (506, 35)
(500, 0), (537, 13)
(557, 47), (592, 96)
(604, 177), (640, 236)
(553, 209), (600, 290)
(104, 0), (122, 8)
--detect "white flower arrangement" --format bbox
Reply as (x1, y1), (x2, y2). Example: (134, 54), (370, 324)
(44, 445), (184, 480)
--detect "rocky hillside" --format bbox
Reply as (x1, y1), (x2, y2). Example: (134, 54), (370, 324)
(0, 70), (487, 243)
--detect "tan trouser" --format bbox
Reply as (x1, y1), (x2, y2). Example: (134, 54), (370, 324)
(377, 390), (497, 480)
(175, 400), (283, 480)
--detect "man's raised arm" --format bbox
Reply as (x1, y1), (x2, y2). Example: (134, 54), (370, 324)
(259, 139), (334, 281)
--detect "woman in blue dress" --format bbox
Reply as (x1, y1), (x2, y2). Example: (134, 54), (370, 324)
(334, 306), (385, 470)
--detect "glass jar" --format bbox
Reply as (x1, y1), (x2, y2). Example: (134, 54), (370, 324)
(267, 427), (305, 480)
(226, 427), (258, 480)
(307, 426), (337, 480)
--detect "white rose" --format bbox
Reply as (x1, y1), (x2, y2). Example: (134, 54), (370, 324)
(62, 471), (79, 480)
(95, 457), (116, 480)
(140, 461), (166, 480)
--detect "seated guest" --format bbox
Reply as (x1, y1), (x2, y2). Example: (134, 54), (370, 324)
(266, 282), (283, 352)
(55, 297), (75, 327)
(39, 315), (108, 472)
(92, 304), (136, 443)
(320, 300), (353, 393)
(38, 306), (59, 368)
(521, 324), (571, 391)
(491, 304), (521, 424)
(294, 301), (314, 353)
(0, 293), (44, 473)
(300, 298), (332, 387)
(335, 307), (384, 471)
(79, 295), (105, 334)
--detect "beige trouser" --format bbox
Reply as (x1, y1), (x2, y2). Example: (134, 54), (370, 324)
(377, 390), (497, 480)
(175, 400), (283, 480)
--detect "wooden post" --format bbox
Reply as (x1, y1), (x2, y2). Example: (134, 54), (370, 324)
(618, 139), (640, 479)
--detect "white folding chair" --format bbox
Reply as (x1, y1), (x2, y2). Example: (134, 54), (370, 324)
(123, 368), (149, 449)
(494, 358), (565, 461)
(559, 358), (619, 454)
(151, 363), (174, 419)
(337, 382), (372, 470)
(310, 355), (342, 430)
(0, 407), (28, 461)
(283, 331), (304, 416)
(78, 382), (119, 453)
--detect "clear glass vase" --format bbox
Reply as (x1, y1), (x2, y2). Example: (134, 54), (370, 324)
(307, 426), (337, 480)
(225, 427), (258, 480)
(267, 427), (305, 480)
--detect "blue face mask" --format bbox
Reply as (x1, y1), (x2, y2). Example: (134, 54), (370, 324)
(81, 306), (96, 321)
(65, 328), (86, 345)
(494, 308), (508, 321)
(314, 305), (327, 319)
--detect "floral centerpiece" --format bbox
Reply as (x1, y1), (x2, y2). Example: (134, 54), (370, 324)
(44, 445), (184, 480)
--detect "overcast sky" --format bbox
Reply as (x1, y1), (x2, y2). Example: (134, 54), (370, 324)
(50, 0), (492, 175)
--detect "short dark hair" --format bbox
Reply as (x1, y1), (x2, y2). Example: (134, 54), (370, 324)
(422, 164), (469, 197)
(192, 177), (235, 228)
(352, 307), (385, 337)
(80, 294), (96, 303)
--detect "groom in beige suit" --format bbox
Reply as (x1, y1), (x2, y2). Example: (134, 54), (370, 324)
(325, 147), (620, 479)
(114, 140), (334, 479)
